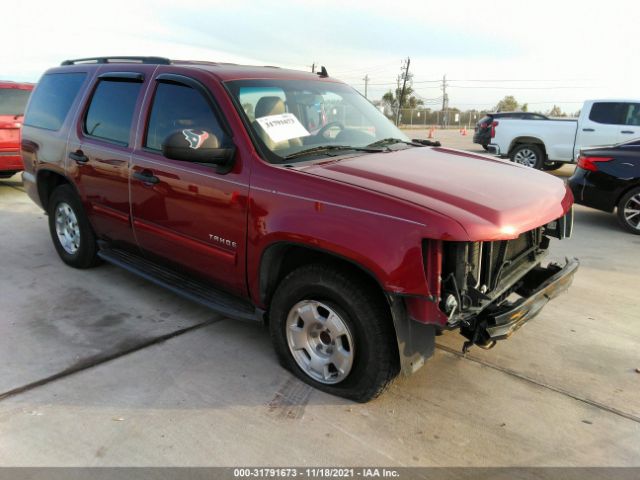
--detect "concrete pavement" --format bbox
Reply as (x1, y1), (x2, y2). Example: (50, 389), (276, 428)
(0, 132), (638, 466)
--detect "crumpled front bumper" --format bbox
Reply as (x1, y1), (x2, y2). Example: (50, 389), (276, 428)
(482, 258), (579, 341)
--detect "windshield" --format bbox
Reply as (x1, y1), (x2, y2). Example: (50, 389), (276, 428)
(225, 79), (410, 163)
(0, 88), (32, 116)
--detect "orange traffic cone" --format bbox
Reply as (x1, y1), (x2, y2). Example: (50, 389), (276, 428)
(428, 127), (435, 139)
(461, 127), (467, 136)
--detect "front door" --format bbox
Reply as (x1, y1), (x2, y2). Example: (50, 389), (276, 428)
(130, 73), (249, 296)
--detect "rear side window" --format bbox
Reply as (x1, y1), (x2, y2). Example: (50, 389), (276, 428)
(589, 102), (627, 125)
(145, 82), (225, 151)
(0, 88), (32, 116)
(24, 73), (86, 131)
(84, 79), (142, 145)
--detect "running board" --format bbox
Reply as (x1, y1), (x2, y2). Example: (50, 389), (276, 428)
(97, 248), (259, 322)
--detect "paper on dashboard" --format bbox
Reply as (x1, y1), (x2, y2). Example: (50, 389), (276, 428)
(256, 113), (310, 143)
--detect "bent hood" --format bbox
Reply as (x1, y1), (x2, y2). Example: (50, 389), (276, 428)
(298, 147), (573, 241)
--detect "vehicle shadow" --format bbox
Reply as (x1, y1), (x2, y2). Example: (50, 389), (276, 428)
(573, 206), (620, 232)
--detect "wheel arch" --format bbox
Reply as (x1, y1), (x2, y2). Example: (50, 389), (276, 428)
(615, 182), (640, 210)
(36, 169), (79, 212)
(258, 241), (388, 309)
(508, 137), (548, 158)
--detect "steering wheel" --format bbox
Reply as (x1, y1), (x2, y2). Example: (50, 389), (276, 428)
(315, 121), (345, 139)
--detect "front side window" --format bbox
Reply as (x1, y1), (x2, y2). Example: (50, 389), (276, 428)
(24, 73), (86, 131)
(84, 79), (142, 145)
(145, 82), (225, 152)
(226, 79), (410, 163)
(0, 88), (32, 116)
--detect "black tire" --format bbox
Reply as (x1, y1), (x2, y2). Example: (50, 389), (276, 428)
(510, 144), (544, 169)
(269, 264), (399, 402)
(543, 161), (564, 171)
(616, 187), (640, 235)
(48, 184), (101, 268)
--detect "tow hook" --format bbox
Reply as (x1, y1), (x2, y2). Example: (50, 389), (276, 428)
(461, 319), (496, 354)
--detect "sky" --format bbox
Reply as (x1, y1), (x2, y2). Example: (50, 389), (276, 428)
(3, 0), (638, 114)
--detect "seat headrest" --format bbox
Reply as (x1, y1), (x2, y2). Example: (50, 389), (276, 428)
(255, 96), (286, 118)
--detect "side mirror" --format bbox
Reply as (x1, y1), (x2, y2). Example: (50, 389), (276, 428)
(161, 129), (235, 174)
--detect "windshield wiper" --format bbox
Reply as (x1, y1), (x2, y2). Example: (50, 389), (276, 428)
(366, 138), (442, 148)
(366, 138), (417, 148)
(283, 145), (384, 160)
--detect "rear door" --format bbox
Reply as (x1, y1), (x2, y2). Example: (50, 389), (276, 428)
(130, 72), (249, 296)
(575, 101), (638, 155)
(69, 70), (148, 246)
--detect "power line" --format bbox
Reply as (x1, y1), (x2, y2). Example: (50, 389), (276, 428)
(448, 85), (600, 90)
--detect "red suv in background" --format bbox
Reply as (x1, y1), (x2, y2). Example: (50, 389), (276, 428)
(21, 57), (578, 401)
(0, 81), (33, 178)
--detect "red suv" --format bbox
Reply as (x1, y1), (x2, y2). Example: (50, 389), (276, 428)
(21, 57), (578, 401)
(0, 81), (33, 178)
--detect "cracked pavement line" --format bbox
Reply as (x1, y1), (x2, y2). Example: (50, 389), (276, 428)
(436, 343), (640, 424)
(0, 318), (223, 402)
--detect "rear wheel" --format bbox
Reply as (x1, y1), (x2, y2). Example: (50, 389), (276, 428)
(617, 187), (640, 235)
(269, 264), (399, 402)
(510, 144), (544, 169)
(48, 184), (101, 268)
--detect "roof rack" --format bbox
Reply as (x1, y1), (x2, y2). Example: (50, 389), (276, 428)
(61, 56), (171, 66)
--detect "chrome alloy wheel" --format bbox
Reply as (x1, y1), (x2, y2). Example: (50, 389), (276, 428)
(54, 202), (80, 255)
(286, 300), (355, 384)
(513, 148), (539, 167)
(623, 193), (640, 231)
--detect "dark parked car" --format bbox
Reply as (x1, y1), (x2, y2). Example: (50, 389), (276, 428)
(568, 139), (640, 234)
(474, 112), (548, 150)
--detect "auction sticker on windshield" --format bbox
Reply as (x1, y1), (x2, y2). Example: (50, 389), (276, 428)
(256, 113), (310, 143)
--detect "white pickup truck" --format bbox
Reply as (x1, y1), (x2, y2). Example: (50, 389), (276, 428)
(488, 99), (640, 169)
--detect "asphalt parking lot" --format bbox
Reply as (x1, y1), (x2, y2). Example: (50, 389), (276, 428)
(0, 129), (638, 466)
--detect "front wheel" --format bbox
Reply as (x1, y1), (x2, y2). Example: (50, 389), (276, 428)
(510, 144), (544, 169)
(617, 187), (640, 235)
(48, 184), (101, 268)
(269, 264), (399, 402)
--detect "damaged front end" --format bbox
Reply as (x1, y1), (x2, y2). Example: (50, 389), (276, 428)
(439, 208), (578, 352)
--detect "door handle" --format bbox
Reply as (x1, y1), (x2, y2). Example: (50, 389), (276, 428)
(133, 170), (160, 185)
(621, 130), (635, 134)
(582, 128), (595, 132)
(69, 150), (89, 164)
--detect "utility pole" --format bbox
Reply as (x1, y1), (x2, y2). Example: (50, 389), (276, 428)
(441, 74), (448, 128)
(310, 62), (316, 73)
(395, 57), (410, 126)
(363, 74), (369, 99)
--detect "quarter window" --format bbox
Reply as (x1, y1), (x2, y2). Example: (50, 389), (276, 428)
(84, 79), (142, 145)
(145, 82), (225, 152)
(23, 73), (86, 131)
